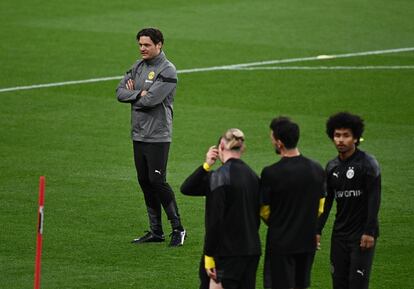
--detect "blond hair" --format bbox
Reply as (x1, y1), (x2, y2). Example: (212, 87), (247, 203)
(222, 128), (245, 151)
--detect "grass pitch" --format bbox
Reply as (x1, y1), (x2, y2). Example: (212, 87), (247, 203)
(1, 0), (413, 288)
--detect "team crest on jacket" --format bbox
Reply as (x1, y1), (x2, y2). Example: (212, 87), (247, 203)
(346, 167), (355, 179)
(148, 71), (155, 80)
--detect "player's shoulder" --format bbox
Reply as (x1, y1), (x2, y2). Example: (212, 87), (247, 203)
(326, 156), (340, 173)
(210, 162), (231, 191)
(358, 150), (381, 177)
(302, 155), (324, 171)
(233, 158), (258, 176)
(260, 161), (279, 177)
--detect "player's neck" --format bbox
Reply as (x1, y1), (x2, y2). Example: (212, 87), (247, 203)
(222, 151), (241, 163)
(281, 148), (300, 158)
(339, 147), (356, 160)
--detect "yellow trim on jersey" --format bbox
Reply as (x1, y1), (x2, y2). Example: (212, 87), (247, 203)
(318, 198), (325, 217)
(260, 205), (270, 222)
(204, 255), (215, 269)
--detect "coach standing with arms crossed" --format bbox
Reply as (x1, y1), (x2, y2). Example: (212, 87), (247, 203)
(116, 27), (186, 247)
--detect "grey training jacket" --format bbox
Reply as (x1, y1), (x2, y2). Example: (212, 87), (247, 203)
(116, 51), (177, 142)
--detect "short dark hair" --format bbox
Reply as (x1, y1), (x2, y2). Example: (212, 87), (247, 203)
(136, 28), (164, 45)
(269, 116), (300, 149)
(326, 112), (364, 146)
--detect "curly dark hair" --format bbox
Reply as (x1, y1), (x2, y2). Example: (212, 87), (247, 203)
(326, 112), (364, 146)
(136, 28), (164, 45)
(269, 116), (300, 149)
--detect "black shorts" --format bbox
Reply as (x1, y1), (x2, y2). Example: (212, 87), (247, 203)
(215, 255), (260, 289)
(270, 251), (315, 289)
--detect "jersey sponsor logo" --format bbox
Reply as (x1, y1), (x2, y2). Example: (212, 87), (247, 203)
(346, 167), (355, 179)
(333, 171), (339, 178)
(335, 189), (362, 198)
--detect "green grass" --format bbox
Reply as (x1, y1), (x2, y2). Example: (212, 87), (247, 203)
(1, 0), (413, 288)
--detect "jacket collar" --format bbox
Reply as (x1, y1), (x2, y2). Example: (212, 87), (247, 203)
(145, 50), (165, 66)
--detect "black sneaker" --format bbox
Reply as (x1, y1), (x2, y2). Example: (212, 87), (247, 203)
(168, 229), (186, 247)
(131, 231), (165, 244)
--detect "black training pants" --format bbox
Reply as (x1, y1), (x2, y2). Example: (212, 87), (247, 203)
(330, 237), (376, 289)
(133, 141), (181, 234)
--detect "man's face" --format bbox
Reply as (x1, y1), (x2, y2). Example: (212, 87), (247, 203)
(333, 128), (357, 154)
(138, 36), (162, 60)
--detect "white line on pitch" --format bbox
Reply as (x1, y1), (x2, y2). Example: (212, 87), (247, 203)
(233, 65), (414, 70)
(177, 47), (414, 73)
(0, 47), (413, 93)
(0, 76), (122, 93)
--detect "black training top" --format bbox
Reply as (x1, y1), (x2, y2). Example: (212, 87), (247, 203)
(180, 158), (261, 257)
(316, 149), (381, 240)
(261, 155), (326, 254)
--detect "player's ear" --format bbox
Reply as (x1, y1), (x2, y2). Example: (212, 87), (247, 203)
(270, 131), (277, 146)
(240, 145), (246, 154)
(220, 143), (225, 151)
(275, 139), (283, 148)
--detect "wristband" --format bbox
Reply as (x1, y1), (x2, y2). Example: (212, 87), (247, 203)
(204, 255), (215, 269)
(203, 162), (211, 172)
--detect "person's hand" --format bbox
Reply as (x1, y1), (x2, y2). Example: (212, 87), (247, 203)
(140, 90), (148, 97)
(205, 146), (219, 166)
(206, 267), (217, 281)
(209, 273), (223, 289)
(360, 234), (375, 250)
(316, 234), (321, 250)
(126, 79), (135, 90)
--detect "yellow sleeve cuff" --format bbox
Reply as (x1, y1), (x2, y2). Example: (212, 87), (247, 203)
(203, 162), (211, 172)
(260, 205), (270, 222)
(204, 255), (215, 269)
(318, 198), (325, 217)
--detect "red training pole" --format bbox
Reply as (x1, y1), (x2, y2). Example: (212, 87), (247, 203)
(34, 176), (45, 289)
